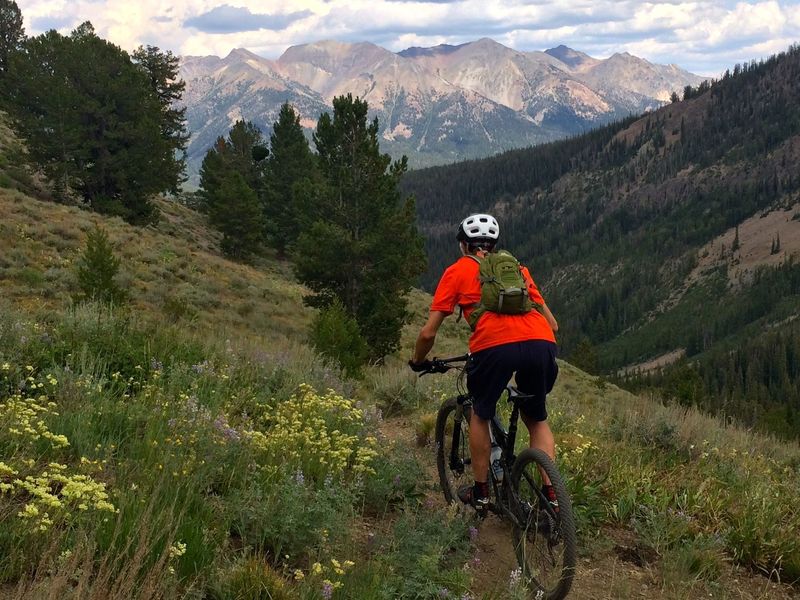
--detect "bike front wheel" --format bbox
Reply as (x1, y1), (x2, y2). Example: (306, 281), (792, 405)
(509, 448), (577, 600)
(434, 397), (472, 504)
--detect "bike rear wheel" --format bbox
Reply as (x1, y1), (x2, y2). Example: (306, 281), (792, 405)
(435, 397), (472, 504)
(509, 448), (576, 600)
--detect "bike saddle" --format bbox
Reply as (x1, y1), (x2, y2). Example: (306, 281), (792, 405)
(506, 385), (537, 401)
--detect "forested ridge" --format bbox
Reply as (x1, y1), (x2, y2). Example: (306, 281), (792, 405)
(404, 44), (800, 438)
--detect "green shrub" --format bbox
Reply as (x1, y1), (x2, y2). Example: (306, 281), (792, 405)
(162, 293), (198, 322)
(229, 472), (352, 562)
(368, 506), (472, 598)
(13, 266), (45, 287)
(361, 451), (424, 517)
(364, 366), (428, 416)
(75, 226), (127, 305)
(310, 300), (368, 378)
(208, 557), (298, 600)
(662, 535), (726, 584)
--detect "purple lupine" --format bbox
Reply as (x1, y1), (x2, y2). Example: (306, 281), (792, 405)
(191, 360), (210, 374)
(468, 526), (479, 543)
(321, 581), (333, 600)
(213, 415), (240, 441)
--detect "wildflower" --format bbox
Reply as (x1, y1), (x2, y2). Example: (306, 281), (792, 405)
(509, 567), (522, 589)
(18, 504), (39, 518)
(311, 562), (323, 576)
(321, 581), (334, 600)
(1, 363), (9, 371)
(169, 541), (187, 558)
(468, 526), (479, 543)
(293, 569), (305, 581)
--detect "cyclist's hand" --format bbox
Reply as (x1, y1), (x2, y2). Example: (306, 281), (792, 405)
(408, 359), (433, 373)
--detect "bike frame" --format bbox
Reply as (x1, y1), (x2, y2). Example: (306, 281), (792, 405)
(451, 389), (525, 520)
(428, 355), (556, 522)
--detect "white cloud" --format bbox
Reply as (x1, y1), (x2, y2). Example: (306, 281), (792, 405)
(15, 0), (800, 74)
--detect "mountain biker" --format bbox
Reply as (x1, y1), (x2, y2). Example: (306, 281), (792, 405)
(409, 213), (560, 513)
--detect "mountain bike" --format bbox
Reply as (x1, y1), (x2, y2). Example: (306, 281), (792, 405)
(421, 355), (576, 600)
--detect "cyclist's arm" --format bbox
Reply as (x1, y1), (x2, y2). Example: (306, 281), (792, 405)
(522, 265), (559, 333)
(411, 310), (448, 364)
(541, 302), (559, 332)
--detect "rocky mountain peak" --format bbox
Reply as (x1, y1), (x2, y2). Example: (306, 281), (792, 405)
(181, 37), (706, 179)
(397, 43), (461, 59)
(544, 45), (598, 70)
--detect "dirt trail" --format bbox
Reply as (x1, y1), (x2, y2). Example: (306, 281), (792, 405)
(381, 416), (800, 600)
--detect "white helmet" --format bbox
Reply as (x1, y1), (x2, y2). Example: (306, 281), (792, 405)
(456, 213), (499, 243)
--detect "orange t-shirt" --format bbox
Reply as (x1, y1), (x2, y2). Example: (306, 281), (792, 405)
(430, 255), (556, 353)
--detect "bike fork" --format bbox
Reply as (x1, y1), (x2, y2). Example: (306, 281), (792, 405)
(450, 406), (467, 474)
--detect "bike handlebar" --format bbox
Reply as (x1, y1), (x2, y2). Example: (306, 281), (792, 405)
(418, 354), (469, 376)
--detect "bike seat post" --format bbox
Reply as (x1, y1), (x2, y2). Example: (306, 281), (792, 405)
(504, 386), (537, 459)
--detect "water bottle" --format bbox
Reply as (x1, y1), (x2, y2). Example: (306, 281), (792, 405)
(490, 443), (504, 482)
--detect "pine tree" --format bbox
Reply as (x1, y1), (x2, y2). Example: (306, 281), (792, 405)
(198, 120), (268, 250)
(6, 23), (173, 224)
(132, 45), (189, 193)
(199, 120), (266, 200)
(264, 102), (319, 255)
(227, 120), (267, 190)
(210, 172), (264, 260)
(0, 0), (23, 77)
(294, 94), (425, 359)
(75, 225), (126, 304)
(732, 225), (740, 251)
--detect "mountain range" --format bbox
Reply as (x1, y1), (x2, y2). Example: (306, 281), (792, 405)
(180, 38), (705, 179)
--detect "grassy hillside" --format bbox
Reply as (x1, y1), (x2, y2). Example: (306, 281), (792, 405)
(1, 186), (799, 599)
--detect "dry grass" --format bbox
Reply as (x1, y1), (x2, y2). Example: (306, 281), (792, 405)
(0, 190), (313, 343)
(689, 202), (800, 286)
(553, 360), (800, 463)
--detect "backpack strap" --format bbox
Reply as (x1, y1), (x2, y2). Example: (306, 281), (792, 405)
(456, 302), (479, 323)
(456, 254), (482, 323)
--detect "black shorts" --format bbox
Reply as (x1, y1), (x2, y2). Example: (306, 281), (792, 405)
(466, 340), (558, 421)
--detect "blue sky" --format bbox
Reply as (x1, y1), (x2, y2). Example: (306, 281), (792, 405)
(16, 0), (800, 76)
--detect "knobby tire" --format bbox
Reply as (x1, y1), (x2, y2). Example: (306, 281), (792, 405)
(435, 396), (471, 504)
(509, 448), (576, 600)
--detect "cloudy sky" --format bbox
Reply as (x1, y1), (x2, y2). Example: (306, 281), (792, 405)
(16, 0), (800, 76)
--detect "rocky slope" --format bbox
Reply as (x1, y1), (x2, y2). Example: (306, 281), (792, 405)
(180, 38), (704, 180)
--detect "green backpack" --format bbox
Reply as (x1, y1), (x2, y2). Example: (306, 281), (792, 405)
(466, 251), (540, 330)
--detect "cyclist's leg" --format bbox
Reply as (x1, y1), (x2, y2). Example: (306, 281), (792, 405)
(515, 340), (559, 485)
(468, 410), (491, 488)
(521, 412), (555, 459)
(464, 345), (515, 505)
